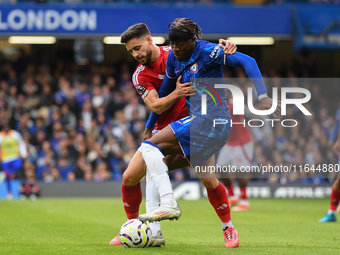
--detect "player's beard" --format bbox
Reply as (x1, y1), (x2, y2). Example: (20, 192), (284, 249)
(139, 48), (152, 65)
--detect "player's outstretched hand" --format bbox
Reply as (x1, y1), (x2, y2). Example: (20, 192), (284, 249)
(218, 39), (237, 55)
(176, 75), (196, 97)
(333, 140), (340, 154)
(143, 128), (153, 141)
(260, 97), (281, 118)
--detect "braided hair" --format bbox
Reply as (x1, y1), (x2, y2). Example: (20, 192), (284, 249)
(169, 18), (202, 40)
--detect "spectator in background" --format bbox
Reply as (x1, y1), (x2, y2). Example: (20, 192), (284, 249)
(94, 162), (112, 181)
(7, 86), (19, 114)
(39, 83), (54, 108)
(124, 94), (146, 122)
(92, 86), (104, 108)
(79, 100), (94, 132)
(20, 161), (40, 200)
(60, 103), (77, 131)
(57, 157), (74, 182)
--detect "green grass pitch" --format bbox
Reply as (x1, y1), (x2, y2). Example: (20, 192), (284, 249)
(0, 198), (339, 255)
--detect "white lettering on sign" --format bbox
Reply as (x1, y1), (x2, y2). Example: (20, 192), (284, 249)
(0, 9), (97, 31)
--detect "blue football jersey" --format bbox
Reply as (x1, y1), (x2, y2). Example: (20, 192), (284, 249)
(166, 40), (229, 118)
(146, 39), (267, 130)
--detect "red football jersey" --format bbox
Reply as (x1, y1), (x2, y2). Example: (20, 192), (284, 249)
(132, 46), (188, 130)
(227, 100), (253, 146)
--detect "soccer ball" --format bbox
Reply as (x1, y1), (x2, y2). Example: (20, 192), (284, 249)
(119, 219), (152, 248)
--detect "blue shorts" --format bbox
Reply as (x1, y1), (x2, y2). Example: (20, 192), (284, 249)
(2, 158), (22, 174)
(169, 115), (231, 167)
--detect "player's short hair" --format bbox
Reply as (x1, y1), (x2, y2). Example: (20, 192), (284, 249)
(121, 23), (151, 44)
(168, 18), (202, 40)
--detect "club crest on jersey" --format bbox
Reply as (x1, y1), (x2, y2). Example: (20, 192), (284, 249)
(190, 63), (198, 74)
(136, 85), (146, 94)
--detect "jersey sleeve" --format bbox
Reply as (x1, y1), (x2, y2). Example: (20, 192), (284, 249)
(145, 74), (177, 130)
(225, 52), (267, 96)
(165, 51), (177, 79)
(132, 70), (155, 100)
(202, 42), (225, 66)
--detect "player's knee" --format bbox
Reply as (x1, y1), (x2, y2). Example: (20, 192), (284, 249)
(122, 170), (139, 186)
(200, 178), (218, 189)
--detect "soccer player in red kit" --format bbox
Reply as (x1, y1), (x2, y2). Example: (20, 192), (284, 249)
(217, 99), (254, 211)
(109, 23), (238, 247)
(319, 102), (340, 222)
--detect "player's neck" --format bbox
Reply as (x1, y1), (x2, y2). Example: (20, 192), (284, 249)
(149, 44), (160, 65)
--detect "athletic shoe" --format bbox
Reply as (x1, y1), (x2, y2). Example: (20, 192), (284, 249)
(319, 213), (337, 223)
(109, 234), (120, 245)
(229, 197), (240, 207)
(137, 205), (181, 222)
(0, 172), (5, 184)
(149, 230), (166, 247)
(223, 227), (239, 248)
(232, 203), (250, 211)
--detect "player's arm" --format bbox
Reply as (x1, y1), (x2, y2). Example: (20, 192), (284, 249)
(225, 52), (281, 117)
(144, 75), (182, 130)
(143, 75), (191, 115)
(142, 76), (178, 137)
(144, 52), (184, 129)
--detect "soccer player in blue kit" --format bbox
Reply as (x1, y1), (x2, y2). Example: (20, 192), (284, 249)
(132, 18), (280, 248)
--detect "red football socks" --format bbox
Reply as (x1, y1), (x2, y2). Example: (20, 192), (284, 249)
(329, 187), (340, 211)
(226, 184), (234, 197)
(122, 183), (143, 219)
(240, 187), (247, 200)
(207, 182), (231, 222)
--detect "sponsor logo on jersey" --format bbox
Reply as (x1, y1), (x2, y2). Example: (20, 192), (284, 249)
(209, 45), (222, 60)
(190, 63), (198, 74)
(158, 74), (165, 80)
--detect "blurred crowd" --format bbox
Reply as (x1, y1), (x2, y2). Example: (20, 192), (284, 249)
(0, 45), (339, 185)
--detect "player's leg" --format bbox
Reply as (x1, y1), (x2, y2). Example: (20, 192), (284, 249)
(232, 178), (250, 211)
(2, 165), (12, 199)
(3, 159), (22, 199)
(221, 178), (240, 206)
(144, 171), (165, 246)
(138, 124), (186, 222)
(232, 141), (253, 211)
(197, 156), (239, 248)
(319, 178), (340, 222)
(216, 144), (239, 206)
(110, 152), (188, 246)
(121, 151), (146, 219)
(109, 151), (146, 245)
